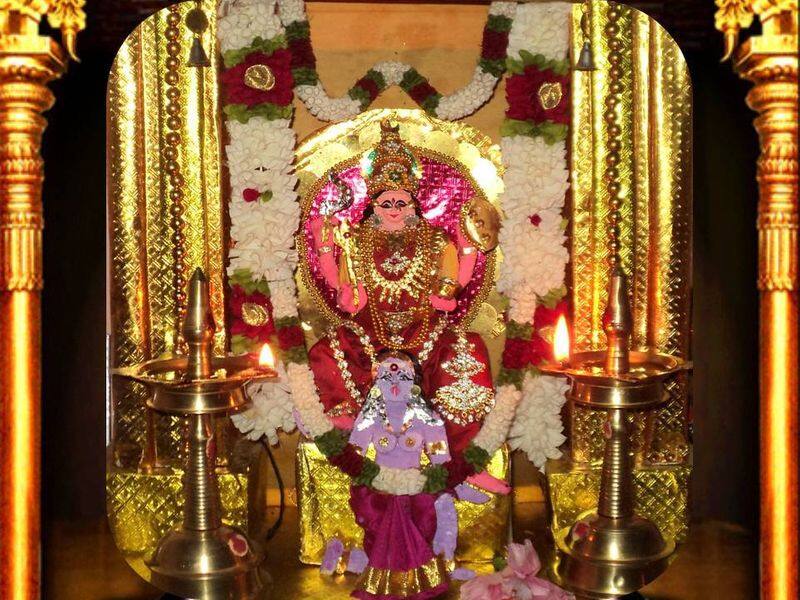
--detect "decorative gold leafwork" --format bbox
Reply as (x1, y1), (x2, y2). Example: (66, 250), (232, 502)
(538, 81), (563, 111)
(244, 64), (276, 91)
(241, 302), (269, 327)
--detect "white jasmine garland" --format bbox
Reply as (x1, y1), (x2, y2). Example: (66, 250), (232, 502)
(508, 374), (569, 470)
(471, 384), (521, 454)
(497, 2), (572, 468)
(506, 2), (572, 61)
(233, 363), (297, 445)
(373, 466), (426, 496)
(218, 0), (284, 54)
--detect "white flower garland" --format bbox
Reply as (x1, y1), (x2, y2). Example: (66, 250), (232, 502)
(277, 0), (517, 122)
(496, 2), (572, 469)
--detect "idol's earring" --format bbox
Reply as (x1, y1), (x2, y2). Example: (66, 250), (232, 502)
(368, 385), (382, 399)
(410, 384), (421, 398)
(369, 213), (382, 228)
(404, 214), (420, 228)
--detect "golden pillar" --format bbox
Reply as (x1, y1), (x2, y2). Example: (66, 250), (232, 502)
(0, 2), (83, 598)
(715, 2), (799, 599)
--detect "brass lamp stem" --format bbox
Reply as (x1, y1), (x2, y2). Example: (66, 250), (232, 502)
(184, 414), (222, 531)
(598, 408), (634, 520)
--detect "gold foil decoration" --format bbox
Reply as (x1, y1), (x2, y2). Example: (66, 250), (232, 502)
(296, 442), (511, 565)
(241, 302), (269, 326)
(568, 1), (692, 465)
(538, 81), (563, 110)
(244, 64), (276, 91)
(462, 197), (501, 252)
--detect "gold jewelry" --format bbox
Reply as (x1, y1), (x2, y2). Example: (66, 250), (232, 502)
(433, 332), (495, 425)
(318, 245), (334, 254)
(435, 277), (461, 300)
(360, 222), (434, 305)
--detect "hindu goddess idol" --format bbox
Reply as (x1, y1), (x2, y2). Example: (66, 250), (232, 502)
(304, 120), (499, 476)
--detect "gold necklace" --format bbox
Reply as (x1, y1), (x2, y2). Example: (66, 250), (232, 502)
(359, 222), (434, 306)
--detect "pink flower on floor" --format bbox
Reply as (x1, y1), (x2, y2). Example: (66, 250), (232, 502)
(507, 539), (541, 579)
(460, 539), (573, 600)
(460, 572), (509, 600)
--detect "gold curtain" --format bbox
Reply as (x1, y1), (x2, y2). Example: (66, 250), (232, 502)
(107, 0), (227, 466)
(569, 1), (692, 466)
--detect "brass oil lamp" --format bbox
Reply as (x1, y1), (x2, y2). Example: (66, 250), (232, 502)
(541, 267), (690, 599)
(114, 268), (277, 599)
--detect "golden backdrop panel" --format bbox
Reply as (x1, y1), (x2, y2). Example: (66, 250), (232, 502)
(297, 442), (511, 565)
(546, 460), (691, 544)
(107, 0), (227, 469)
(568, 1), (693, 466)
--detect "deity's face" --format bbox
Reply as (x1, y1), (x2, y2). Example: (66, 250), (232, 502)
(373, 190), (415, 231)
(375, 356), (415, 402)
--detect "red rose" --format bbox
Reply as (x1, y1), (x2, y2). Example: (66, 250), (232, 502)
(529, 334), (553, 365)
(502, 337), (533, 369)
(409, 81), (438, 105)
(243, 188), (260, 203)
(481, 28), (509, 61)
(288, 37), (316, 70)
(445, 455), (476, 489)
(354, 76), (381, 101)
(277, 325), (304, 350)
(221, 49), (293, 108)
(533, 300), (569, 330)
(505, 65), (569, 124)
(229, 285), (275, 342)
(329, 444), (365, 478)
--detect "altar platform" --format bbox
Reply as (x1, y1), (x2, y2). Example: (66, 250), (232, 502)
(45, 501), (756, 600)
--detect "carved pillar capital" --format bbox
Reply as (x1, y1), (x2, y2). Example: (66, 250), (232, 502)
(735, 44), (799, 292)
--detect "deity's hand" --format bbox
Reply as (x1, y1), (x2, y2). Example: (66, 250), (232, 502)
(454, 482), (490, 504)
(338, 282), (367, 314)
(330, 415), (355, 431)
(430, 294), (457, 312)
(309, 215), (339, 249)
(466, 471), (511, 495)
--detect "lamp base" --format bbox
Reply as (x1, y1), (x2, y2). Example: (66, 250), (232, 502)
(554, 514), (676, 599)
(148, 525), (268, 599)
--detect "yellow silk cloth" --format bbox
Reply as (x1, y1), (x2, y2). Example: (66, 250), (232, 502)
(296, 442), (511, 564)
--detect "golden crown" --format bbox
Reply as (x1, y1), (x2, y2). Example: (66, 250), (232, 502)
(362, 120), (421, 198)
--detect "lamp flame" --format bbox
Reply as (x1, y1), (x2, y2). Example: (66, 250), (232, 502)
(258, 343), (275, 368)
(554, 315), (570, 364)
